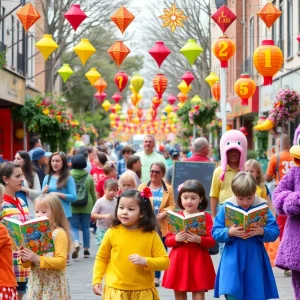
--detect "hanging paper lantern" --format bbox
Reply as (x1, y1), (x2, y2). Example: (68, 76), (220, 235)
(211, 4), (237, 33)
(85, 68), (101, 86)
(178, 81), (191, 95)
(35, 34), (58, 60)
(109, 113), (118, 121)
(99, 92), (107, 102)
(205, 72), (219, 87)
(112, 92), (122, 104)
(234, 74), (256, 106)
(212, 35), (236, 68)
(95, 92), (106, 103)
(211, 81), (220, 101)
(127, 108), (134, 119)
(137, 108), (143, 120)
(152, 95), (162, 110)
(115, 103), (122, 113)
(180, 39), (203, 65)
(177, 92), (188, 103)
(102, 100), (111, 112)
(253, 40), (283, 85)
(191, 95), (202, 104)
(164, 104), (173, 114)
(131, 74), (144, 94)
(16, 3), (41, 31)
(114, 71), (128, 92)
(167, 95), (177, 105)
(107, 41), (130, 67)
(110, 6), (135, 34)
(256, 2), (282, 29)
(57, 64), (73, 83)
(131, 94), (142, 106)
(181, 71), (195, 86)
(73, 39), (96, 65)
(132, 117), (140, 125)
(94, 78), (107, 94)
(64, 4), (87, 31)
(153, 74), (168, 99)
(178, 102), (184, 108)
(297, 35), (300, 43)
(148, 41), (171, 68)
(150, 109), (157, 121)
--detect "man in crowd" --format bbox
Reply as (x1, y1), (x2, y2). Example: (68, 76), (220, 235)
(183, 137), (210, 162)
(116, 146), (134, 179)
(135, 135), (166, 183)
(165, 148), (180, 185)
(32, 148), (52, 188)
(28, 136), (42, 158)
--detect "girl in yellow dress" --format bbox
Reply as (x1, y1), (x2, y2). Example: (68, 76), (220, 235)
(20, 193), (72, 299)
(92, 188), (170, 299)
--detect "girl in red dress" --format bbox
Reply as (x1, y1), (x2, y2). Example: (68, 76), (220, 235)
(162, 180), (216, 300)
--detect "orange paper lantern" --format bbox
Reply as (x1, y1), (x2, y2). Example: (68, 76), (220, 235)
(234, 74), (256, 106)
(177, 92), (188, 103)
(211, 81), (220, 101)
(94, 78), (107, 94)
(153, 74), (168, 99)
(137, 108), (143, 120)
(253, 40), (283, 85)
(212, 35), (236, 68)
(111, 6), (135, 34)
(107, 41), (130, 67)
(256, 2), (282, 29)
(16, 3), (41, 31)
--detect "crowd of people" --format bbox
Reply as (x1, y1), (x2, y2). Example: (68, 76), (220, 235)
(0, 129), (299, 300)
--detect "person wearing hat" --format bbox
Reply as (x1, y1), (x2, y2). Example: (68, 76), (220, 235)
(32, 148), (52, 188)
(165, 149), (180, 185)
(70, 154), (97, 259)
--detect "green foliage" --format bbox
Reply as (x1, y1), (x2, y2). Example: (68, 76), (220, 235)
(253, 117), (268, 159)
(0, 49), (7, 69)
(247, 150), (258, 160)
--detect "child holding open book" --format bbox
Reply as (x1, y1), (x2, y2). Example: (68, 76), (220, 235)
(162, 180), (216, 300)
(212, 172), (279, 300)
(20, 193), (72, 299)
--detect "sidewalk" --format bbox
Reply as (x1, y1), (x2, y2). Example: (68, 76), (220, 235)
(67, 231), (294, 300)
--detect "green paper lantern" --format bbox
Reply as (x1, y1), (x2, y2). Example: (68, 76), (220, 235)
(58, 64), (74, 83)
(180, 39), (203, 65)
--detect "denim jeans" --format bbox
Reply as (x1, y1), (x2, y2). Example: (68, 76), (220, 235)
(70, 213), (91, 249)
(155, 236), (167, 279)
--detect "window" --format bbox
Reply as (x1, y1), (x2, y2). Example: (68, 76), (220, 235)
(16, 21), (20, 54)
(287, 0), (293, 57)
(279, 0), (284, 56)
(11, 15), (14, 66)
(271, 1), (277, 44)
(1, 7), (5, 44)
(249, 17), (254, 75)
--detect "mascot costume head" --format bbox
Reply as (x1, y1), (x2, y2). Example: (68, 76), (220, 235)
(219, 129), (248, 181)
(290, 124), (300, 165)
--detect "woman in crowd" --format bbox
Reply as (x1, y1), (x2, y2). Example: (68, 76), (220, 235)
(123, 155), (142, 187)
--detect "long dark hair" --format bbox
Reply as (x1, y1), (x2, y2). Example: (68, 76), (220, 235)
(96, 151), (108, 166)
(110, 189), (158, 232)
(177, 180), (208, 211)
(0, 162), (21, 186)
(17, 151), (34, 188)
(126, 156), (141, 178)
(48, 152), (70, 189)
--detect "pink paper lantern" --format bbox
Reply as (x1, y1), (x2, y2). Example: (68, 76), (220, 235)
(64, 4), (87, 31)
(167, 95), (177, 105)
(148, 41), (171, 68)
(112, 92), (122, 104)
(181, 71), (195, 86)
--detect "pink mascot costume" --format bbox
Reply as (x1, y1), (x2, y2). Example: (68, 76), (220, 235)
(273, 125), (300, 300)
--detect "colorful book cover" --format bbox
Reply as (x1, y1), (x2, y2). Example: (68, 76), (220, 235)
(166, 211), (206, 236)
(2, 216), (55, 255)
(225, 204), (268, 232)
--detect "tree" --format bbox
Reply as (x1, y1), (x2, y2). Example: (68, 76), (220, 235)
(38, 0), (128, 93)
(144, 0), (211, 99)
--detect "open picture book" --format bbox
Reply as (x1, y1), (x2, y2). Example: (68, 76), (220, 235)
(2, 216), (55, 255)
(225, 204), (269, 232)
(166, 210), (206, 236)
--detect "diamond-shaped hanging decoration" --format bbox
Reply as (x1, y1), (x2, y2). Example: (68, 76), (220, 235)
(256, 2), (282, 29)
(211, 4), (236, 33)
(64, 4), (87, 31)
(148, 41), (171, 68)
(110, 6), (135, 34)
(107, 41), (130, 67)
(16, 3), (41, 31)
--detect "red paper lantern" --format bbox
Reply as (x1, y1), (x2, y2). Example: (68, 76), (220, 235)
(211, 4), (237, 33)
(114, 71), (128, 92)
(239, 126), (248, 136)
(152, 95), (162, 110)
(234, 74), (256, 106)
(150, 108), (157, 121)
(94, 92), (102, 103)
(211, 81), (220, 101)
(64, 4), (87, 31)
(110, 6), (135, 34)
(112, 92), (122, 104)
(148, 41), (171, 68)
(167, 95), (177, 105)
(94, 78), (107, 94)
(137, 108), (143, 120)
(107, 41), (130, 67)
(181, 71), (195, 86)
(16, 3), (41, 31)
(297, 34), (300, 43)
(212, 35), (236, 68)
(153, 74), (168, 99)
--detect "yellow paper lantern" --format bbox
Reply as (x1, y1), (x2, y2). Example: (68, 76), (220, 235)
(114, 103), (122, 112)
(178, 81), (191, 95)
(178, 102), (184, 108)
(35, 34), (58, 60)
(131, 74), (144, 94)
(132, 117), (140, 124)
(102, 100), (111, 112)
(191, 95), (202, 104)
(58, 64), (74, 83)
(110, 120), (116, 127)
(160, 115), (167, 121)
(168, 112), (176, 119)
(205, 72), (219, 87)
(109, 113), (117, 121)
(85, 68), (101, 86)
(73, 38), (96, 65)
(164, 104), (173, 114)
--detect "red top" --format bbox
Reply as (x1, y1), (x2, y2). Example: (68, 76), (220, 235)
(90, 166), (105, 185)
(183, 154), (210, 162)
(96, 176), (117, 197)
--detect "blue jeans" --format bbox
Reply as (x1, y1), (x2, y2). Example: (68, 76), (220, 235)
(70, 213), (91, 249)
(155, 236), (167, 279)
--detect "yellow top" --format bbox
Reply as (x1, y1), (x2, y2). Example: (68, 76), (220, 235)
(92, 225), (170, 289)
(210, 165), (238, 204)
(256, 185), (267, 200)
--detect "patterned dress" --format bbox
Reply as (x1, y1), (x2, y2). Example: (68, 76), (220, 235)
(26, 229), (71, 300)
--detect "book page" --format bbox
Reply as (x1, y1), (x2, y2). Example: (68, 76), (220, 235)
(245, 206), (269, 231)
(225, 205), (246, 229)
(1, 218), (23, 251)
(167, 212), (185, 234)
(184, 214), (206, 236)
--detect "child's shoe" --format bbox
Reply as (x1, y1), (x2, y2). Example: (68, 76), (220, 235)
(72, 244), (80, 259)
(84, 250), (90, 258)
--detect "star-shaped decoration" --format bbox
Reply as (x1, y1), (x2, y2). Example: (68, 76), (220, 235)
(159, 3), (188, 33)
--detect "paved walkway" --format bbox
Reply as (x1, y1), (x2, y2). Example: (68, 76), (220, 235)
(66, 231), (294, 300)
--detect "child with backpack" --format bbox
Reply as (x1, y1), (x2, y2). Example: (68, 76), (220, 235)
(70, 154), (97, 259)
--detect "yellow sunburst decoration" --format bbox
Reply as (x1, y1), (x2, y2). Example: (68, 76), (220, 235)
(159, 3), (188, 33)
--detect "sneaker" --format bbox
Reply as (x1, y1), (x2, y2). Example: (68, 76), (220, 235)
(84, 250), (90, 258)
(284, 270), (292, 277)
(154, 278), (160, 287)
(72, 244), (80, 259)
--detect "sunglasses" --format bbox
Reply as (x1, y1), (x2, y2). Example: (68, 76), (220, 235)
(150, 170), (161, 175)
